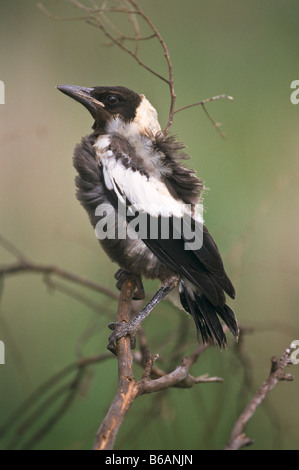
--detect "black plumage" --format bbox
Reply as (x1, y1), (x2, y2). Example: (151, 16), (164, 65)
(57, 84), (238, 349)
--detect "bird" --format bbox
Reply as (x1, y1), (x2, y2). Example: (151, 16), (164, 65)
(57, 84), (238, 353)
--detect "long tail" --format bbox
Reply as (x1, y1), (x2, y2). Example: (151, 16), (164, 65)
(179, 281), (239, 348)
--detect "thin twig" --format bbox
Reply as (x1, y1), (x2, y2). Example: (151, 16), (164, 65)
(174, 93), (234, 114)
(39, 0), (175, 131)
(66, 0), (171, 86)
(1, 353), (111, 449)
(224, 344), (294, 450)
(0, 233), (117, 299)
(39, 0), (233, 137)
(0, 234), (29, 263)
(0, 260), (118, 300)
(174, 94), (234, 140)
(128, 0), (176, 134)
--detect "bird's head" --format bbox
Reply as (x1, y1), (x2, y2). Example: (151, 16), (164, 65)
(57, 85), (161, 135)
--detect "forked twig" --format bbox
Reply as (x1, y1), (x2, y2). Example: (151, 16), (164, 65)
(224, 344), (294, 450)
(174, 94), (234, 140)
(92, 279), (223, 450)
(0, 233), (118, 300)
(38, 0), (233, 136)
(0, 353), (112, 449)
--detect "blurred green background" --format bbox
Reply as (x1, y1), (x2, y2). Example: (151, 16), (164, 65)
(0, 0), (298, 450)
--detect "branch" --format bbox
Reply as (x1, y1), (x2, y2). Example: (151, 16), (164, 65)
(174, 94), (234, 140)
(1, 353), (112, 449)
(93, 277), (138, 450)
(127, 0), (175, 134)
(224, 344), (294, 450)
(0, 234), (118, 300)
(139, 357), (222, 394)
(38, 0), (232, 136)
(0, 260), (118, 299)
(93, 276), (222, 450)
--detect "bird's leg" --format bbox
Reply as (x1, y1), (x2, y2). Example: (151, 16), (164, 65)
(114, 269), (145, 300)
(107, 274), (180, 354)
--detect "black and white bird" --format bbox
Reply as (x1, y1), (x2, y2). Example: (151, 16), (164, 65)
(57, 84), (238, 352)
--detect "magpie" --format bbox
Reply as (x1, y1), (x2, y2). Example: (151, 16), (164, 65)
(57, 84), (238, 352)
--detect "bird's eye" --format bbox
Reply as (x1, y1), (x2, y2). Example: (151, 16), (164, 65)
(106, 95), (119, 106)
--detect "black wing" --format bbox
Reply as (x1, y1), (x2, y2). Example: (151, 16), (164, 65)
(98, 134), (235, 308)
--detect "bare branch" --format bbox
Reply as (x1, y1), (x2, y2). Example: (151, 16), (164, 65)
(224, 344), (294, 450)
(39, 0), (175, 130)
(0, 234), (29, 263)
(92, 273), (223, 449)
(0, 233), (117, 299)
(43, 275), (115, 315)
(93, 277), (138, 450)
(37, 3), (91, 21)
(0, 353), (112, 449)
(127, 0), (176, 134)
(66, 0), (171, 87)
(139, 357), (223, 394)
(174, 94), (234, 140)
(0, 257), (118, 300)
(39, 0), (233, 136)
(174, 93), (234, 114)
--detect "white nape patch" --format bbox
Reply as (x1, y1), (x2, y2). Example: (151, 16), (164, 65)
(134, 95), (161, 136)
(105, 94), (160, 139)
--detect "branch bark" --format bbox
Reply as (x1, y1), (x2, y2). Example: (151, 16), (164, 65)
(38, 0), (232, 137)
(224, 344), (294, 450)
(93, 278), (223, 450)
(0, 259), (118, 300)
(93, 277), (138, 450)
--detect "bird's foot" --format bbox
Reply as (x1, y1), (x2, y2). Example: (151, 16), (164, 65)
(114, 269), (145, 300)
(107, 320), (139, 355)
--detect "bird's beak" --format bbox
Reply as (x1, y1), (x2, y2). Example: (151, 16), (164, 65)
(57, 85), (105, 119)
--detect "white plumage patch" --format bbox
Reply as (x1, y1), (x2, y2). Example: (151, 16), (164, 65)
(94, 134), (203, 224)
(105, 116), (165, 179)
(93, 94), (204, 225)
(95, 135), (111, 154)
(133, 94), (161, 135)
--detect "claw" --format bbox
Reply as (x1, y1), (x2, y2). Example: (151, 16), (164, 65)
(107, 320), (138, 354)
(107, 342), (117, 355)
